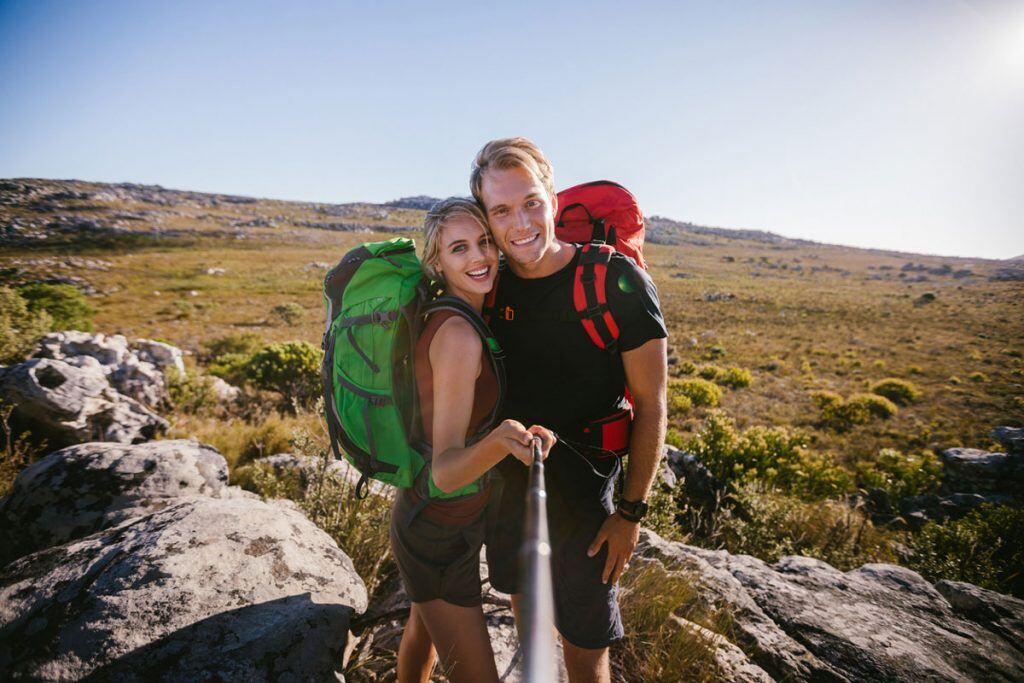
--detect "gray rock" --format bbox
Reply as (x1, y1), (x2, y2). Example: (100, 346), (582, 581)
(0, 439), (253, 566)
(131, 338), (186, 374)
(0, 358), (168, 448)
(664, 445), (723, 510)
(992, 426), (1024, 455)
(35, 330), (130, 367)
(208, 376), (241, 402)
(941, 447), (1024, 495)
(637, 529), (1024, 682)
(0, 496), (367, 681)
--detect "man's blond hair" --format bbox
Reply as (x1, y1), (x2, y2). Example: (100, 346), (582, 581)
(421, 197), (492, 283)
(470, 137), (555, 206)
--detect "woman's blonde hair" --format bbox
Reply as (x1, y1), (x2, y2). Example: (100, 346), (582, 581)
(421, 197), (492, 282)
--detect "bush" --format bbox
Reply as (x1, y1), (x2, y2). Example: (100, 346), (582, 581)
(847, 393), (898, 419)
(670, 378), (722, 408)
(969, 372), (988, 383)
(905, 505), (1024, 598)
(0, 287), (53, 364)
(719, 366), (752, 389)
(272, 302), (304, 326)
(813, 390), (897, 431)
(707, 344), (726, 359)
(669, 393), (693, 418)
(244, 341), (323, 408)
(676, 360), (697, 375)
(870, 378), (921, 405)
(16, 283), (93, 331)
(714, 481), (895, 570)
(698, 364), (723, 381)
(204, 332), (264, 360)
(855, 448), (942, 500)
(164, 367), (224, 414)
(686, 413), (852, 500)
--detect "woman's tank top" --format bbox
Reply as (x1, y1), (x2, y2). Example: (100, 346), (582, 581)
(410, 309), (499, 523)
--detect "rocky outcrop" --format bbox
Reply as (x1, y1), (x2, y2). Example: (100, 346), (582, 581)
(34, 331), (184, 407)
(0, 497), (367, 681)
(636, 529), (1024, 682)
(0, 439), (252, 566)
(0, 358), (168, 447)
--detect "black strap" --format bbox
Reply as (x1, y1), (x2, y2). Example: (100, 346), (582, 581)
(346, 326), (379, 373)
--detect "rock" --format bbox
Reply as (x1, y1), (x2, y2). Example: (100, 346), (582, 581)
(0, 497), (367, 680)
(636, 529), (1024, 682)
(0, 358), (168, 448)
(669, 616), (774, 683)
(0, 439), (254, 566)
(664, 445), (723, 510)
(992, 426), (1024, 455)
(941, 447), (1024, 495)
(131, 338), (186, 374)
(701, 291), (736, 302)
(208, 376), (241, 402)
(33, 331), (184, 406)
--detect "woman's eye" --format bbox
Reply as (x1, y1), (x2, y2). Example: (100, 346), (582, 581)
(451, 245), (465, 253)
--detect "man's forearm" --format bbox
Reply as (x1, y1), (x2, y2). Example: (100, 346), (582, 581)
(621, 397), (667, 502)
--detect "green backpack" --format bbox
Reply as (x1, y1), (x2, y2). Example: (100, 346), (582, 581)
(321, 237), (505, 499)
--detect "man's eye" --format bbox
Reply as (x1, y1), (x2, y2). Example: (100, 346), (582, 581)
(493, 208), (508, 217)
(526, 199), (541, 209)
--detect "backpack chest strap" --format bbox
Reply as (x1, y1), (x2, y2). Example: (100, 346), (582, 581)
(574, 243), (620, 353)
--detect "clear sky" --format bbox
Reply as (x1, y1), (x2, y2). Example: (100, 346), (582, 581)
(1, 0), (1021, 259)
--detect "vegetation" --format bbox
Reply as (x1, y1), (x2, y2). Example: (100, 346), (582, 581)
(16, 283), (94, 331)
(243, 341), (323, 409)
(870, 377), (921, 405)
(905, 505), (1024, 598)
(0, 286), (52, 364)
(854, 448), (941, 500)
(670, 378), (723, 408)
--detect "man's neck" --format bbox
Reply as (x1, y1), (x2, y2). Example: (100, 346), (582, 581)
(507, 240), (576, 279)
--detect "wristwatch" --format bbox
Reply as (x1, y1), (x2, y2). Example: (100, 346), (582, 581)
(617, 497), (649, 523)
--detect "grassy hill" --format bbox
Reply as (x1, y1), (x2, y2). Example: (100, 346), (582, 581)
(3, 177), (1020, 461)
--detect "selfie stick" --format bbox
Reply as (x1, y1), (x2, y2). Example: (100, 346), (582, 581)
(520, 435), (557, 682)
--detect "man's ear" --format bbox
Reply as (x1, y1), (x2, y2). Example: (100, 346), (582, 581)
(549, 190), (558, 219)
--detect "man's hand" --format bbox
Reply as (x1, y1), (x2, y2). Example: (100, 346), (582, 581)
(587, 511), (640, 584)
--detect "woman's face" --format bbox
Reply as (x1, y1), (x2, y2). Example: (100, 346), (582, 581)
(433, 215), (498, 303)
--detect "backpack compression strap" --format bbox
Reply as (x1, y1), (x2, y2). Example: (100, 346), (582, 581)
(573, 243), (620, 354)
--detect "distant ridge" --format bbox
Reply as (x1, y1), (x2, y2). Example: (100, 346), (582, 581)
(645, 214), (814, 248)
(384, 196), (442, 211)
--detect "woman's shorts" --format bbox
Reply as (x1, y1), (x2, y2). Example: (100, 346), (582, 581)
(389, 489), (486, 607)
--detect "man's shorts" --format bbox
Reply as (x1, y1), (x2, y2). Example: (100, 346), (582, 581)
(485, 444), (624, 649)
(390, 489), (486, 607)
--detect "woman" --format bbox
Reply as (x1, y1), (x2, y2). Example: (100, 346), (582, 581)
(390, 197), (554, 683)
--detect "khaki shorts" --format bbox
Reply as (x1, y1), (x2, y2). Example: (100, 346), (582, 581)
(389, 489), (486, 607)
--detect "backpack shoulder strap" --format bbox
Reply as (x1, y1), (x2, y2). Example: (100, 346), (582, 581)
(421, 296), (507, 434)
(574, 243), (620, 354)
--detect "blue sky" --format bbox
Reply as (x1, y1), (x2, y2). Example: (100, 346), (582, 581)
(1, 0), (1021, 259)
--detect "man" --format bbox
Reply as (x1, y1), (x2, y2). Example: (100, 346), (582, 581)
(471, 138), (668, 682)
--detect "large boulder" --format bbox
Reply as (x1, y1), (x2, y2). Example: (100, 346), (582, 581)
(0, 496), (368, 681)
(0, 358), (168, 447)
(637, 529), (1024, 682)
(33, 331), (185, 406)
(0, 439), (253, 566)
(940, 447), (1024, 495)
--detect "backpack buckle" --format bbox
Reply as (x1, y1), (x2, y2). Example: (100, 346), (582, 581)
(371, 311), (394, 327)
(584, 303), (608, 319)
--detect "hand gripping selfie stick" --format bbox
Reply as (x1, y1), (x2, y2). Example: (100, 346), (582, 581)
(519, 436), (557, 682)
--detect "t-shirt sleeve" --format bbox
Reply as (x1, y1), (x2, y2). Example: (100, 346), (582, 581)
(606, 255), (668, 352)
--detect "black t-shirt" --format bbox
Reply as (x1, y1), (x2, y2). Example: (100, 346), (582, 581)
(489, 246), (667, 436)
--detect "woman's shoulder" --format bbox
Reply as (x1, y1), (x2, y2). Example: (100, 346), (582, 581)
(428, 312), (483, 353)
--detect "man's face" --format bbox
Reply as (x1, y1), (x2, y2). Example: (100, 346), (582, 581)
(478, 165), (557, 270)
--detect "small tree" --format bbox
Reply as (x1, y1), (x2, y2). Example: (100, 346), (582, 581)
(244, 341), (322, 408)
(16, 283), (93, 331)
(0, 287), (53, 364)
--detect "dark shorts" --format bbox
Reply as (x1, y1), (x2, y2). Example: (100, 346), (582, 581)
(389, 489), (486, 607)
(485, 444), (624, 649)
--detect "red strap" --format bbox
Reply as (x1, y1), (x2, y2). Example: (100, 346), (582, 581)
(573, 244), (620, 350)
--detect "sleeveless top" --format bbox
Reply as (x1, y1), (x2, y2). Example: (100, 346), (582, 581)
(409, 309), (499, 523)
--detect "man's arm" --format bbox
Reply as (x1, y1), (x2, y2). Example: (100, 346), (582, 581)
(587, 336), (668, 584)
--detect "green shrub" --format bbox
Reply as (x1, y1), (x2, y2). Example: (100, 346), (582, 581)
(16, 283), (93, 331)
(870, 378), (921, 405)
(855, 448), (942, 500)
(244, 341), (322, 408)
(207, 352), (251, 386)
(714, 481), (895, 570)
(0, 287), (53, 364)
(707, 344), (726, 359)
(669, 393), (693, 418)
(204, 332), (264, 360)
(645, 485), (685, 542)
(670, 378), (722, 408)
(719, 366), (752, 389)
(272, 302), (304, 325)
(810, 390), (843, 410)
(969, 371), (988, 383)
(908, 365), (923, 375)
(676, 360), (697, 375)
(164, 367), (225, 414)
(847, 393), (898, 419)
(686, 413), (852, 500)
(698, 365), (723, 381)
(905, 505), (1024, 598)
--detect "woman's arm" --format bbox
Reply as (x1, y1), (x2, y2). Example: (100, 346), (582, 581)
(428, 316), (551, 493)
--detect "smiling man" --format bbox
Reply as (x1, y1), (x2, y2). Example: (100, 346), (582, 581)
(470, 138), (668, 682)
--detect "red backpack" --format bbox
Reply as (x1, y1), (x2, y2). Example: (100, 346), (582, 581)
(554, 180), (647, 354)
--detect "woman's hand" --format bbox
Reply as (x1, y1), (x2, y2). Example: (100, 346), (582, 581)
(526, 425), (556, 462)
(487, 419), (535, 466)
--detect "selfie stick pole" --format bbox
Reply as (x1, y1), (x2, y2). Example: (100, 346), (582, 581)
(520, 435), (557, 682)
